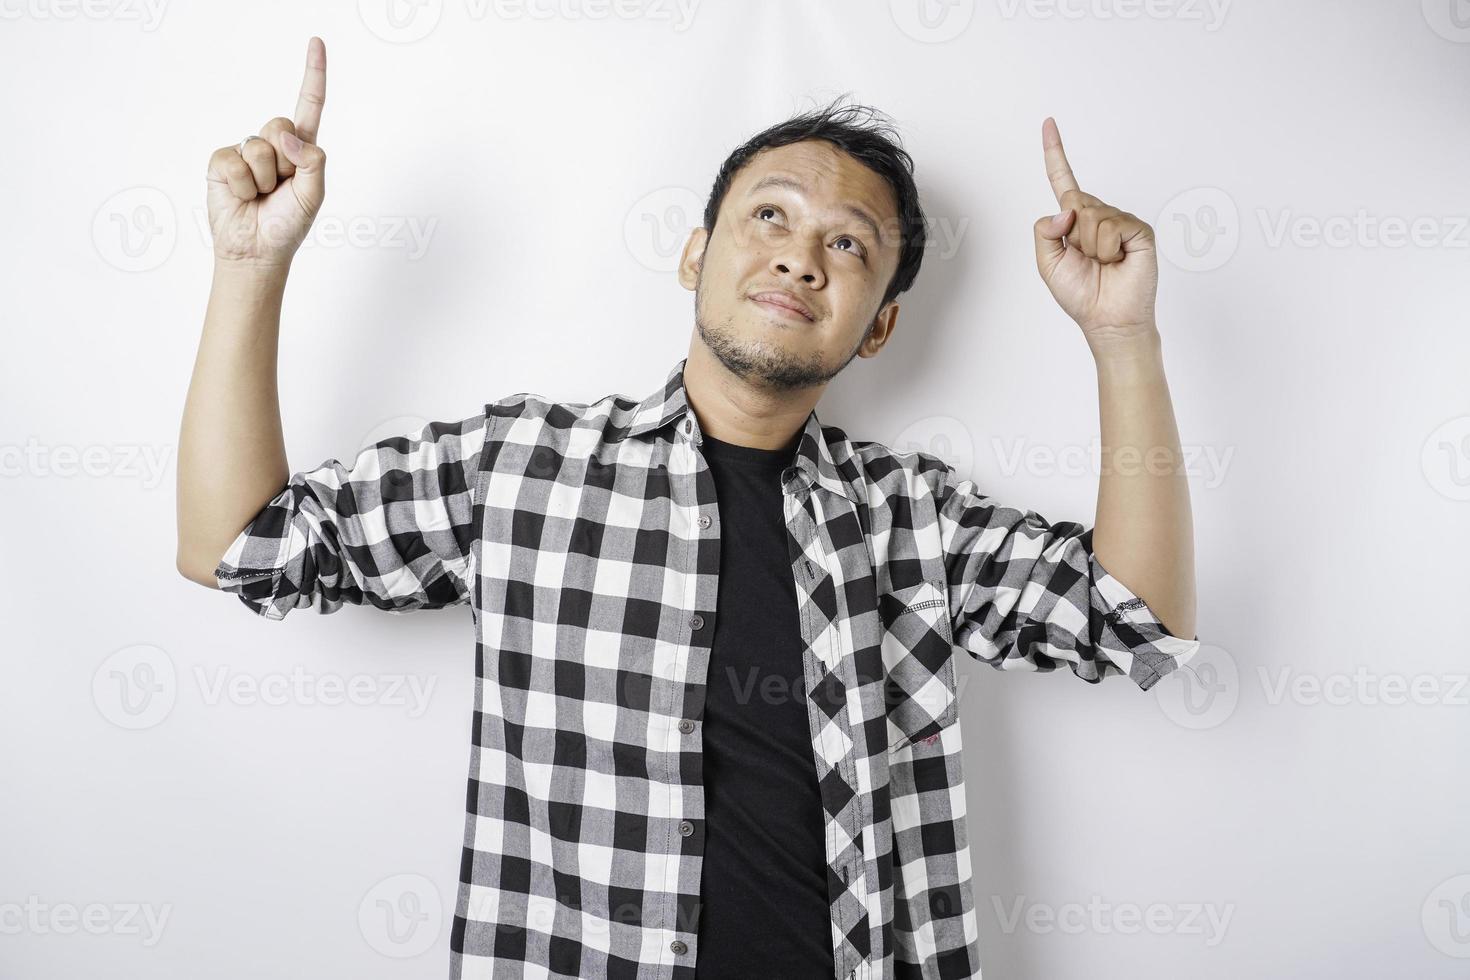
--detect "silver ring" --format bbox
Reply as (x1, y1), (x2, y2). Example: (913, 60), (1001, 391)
(238, 134), (263, 154)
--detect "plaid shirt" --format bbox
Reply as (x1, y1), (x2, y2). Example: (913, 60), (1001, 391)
(214, 356), (1200, 979)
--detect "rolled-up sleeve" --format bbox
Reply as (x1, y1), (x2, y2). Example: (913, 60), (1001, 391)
(934, 464), (1200, 691)
(213, 409), (491, 620)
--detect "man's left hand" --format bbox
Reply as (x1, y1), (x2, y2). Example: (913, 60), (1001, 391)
(1033, 116), (1160, 354)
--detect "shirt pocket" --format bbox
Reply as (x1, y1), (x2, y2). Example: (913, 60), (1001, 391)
(878, 577), (958, 753)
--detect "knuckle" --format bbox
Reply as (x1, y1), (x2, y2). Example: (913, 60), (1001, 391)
(241, 140), (273, 163)
(224, 152), (251, 176)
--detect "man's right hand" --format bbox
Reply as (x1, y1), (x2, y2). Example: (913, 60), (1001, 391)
(205, 36), (328, 270)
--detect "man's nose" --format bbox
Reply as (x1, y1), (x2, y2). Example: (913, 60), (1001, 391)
(771, 237), (824, 285)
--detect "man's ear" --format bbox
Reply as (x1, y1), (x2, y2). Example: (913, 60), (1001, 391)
(678, 227), (709, 291)
(858, 301), (900, 357)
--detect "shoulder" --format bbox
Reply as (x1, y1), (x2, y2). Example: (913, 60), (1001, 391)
(847, 433), (955, 501)
(483, 384), (653, 445)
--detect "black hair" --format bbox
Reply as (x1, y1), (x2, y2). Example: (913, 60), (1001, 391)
(700, 95), (929, 314)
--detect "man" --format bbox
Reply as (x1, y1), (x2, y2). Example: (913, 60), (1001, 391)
(177, 36), (1200, 980)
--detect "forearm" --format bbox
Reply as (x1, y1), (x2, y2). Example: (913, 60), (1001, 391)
(1090, 330), (1197, 639)
(175, 260), (293, 585)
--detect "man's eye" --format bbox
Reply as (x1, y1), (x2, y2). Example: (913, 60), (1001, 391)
(753, 206), (864, 259)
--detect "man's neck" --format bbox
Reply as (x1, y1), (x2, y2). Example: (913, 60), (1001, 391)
(682, 342), (822, 450)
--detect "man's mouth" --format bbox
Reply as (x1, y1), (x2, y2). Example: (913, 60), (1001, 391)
(748, 291), (815, 322)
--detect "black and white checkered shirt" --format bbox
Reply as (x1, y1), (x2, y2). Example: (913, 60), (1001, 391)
(214, 356), (1200, 979)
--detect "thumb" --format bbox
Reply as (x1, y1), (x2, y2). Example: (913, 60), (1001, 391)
(1033, 208), (1074, 273)
(279, 129), (326, 207)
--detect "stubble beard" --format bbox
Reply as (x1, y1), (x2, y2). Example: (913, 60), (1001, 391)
(692, 264), (871, 395)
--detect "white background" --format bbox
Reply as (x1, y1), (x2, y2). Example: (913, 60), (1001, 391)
(3, 1), (1468, 977)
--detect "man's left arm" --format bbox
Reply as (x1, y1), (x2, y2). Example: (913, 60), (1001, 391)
(1033, 115), (1197, 641)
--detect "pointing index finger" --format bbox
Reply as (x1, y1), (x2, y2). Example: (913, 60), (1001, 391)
(293, 36), (326, 144)
(1042, 116), (1080, 205)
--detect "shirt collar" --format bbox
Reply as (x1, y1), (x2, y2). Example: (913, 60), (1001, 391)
(624, 357), (857, 503)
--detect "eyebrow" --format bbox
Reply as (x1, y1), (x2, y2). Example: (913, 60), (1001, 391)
(746, 174), (884, 243)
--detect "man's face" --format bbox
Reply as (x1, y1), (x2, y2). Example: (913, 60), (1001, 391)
(679, 140), (904, 393)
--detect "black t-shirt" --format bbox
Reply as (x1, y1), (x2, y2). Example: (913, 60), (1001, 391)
(693, 429), (835, 979)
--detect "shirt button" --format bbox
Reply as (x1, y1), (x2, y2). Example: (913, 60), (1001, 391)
(683, 420), (691, 433)
(678, 718), (694, 734)
(679, 820), (694, 837)
(689, 613), (704, 630)
(670, 939), (688, 955)
(697, 514), (711, 529)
